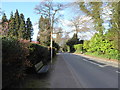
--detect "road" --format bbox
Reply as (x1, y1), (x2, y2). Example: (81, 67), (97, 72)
(20, 52), (119, 88)
(49, 53), (118, 88)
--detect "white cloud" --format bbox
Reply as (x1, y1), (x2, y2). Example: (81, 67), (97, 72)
(32, 23), (39, 41)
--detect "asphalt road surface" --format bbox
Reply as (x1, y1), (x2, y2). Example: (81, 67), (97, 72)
(49, 53), (118, 88)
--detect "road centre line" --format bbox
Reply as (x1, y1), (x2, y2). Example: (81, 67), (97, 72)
(82, 59), (104, 67)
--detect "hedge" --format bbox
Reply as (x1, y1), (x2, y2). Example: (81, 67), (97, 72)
(2, 37), (29, 88)
(2, 36), (57, 88)
(83, 34), (120, 60)
(27, 43), (50, 66)
(74, 44), (83, 53)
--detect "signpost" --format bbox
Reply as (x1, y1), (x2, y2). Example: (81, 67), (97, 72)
(50, 31), (63, 64)
(50, 32), (53, 64)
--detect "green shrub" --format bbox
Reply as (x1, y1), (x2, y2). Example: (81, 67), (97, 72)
(84, 33), (119, 60)
(62, 45), (70, 52)
(66, 33), (80, 52)
(53, 41), (60, 52)
(25, 43), (51, 73)
(27, 43), (57, 67)
(74, 44), (83, 53)
(2, 36), (58, 88)
(83, 40), (90, 52)
(27, 43), (50, 65)
(2, 35), (59, 87)
(85, 50), (119, 60)
(106, 49), (119, 59)
(67, 45), (70, 52)
(2, 37), (29, 88)
(48, 46), (57, 57)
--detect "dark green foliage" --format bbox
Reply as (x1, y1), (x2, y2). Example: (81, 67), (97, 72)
(2, 36), (57, 88)
(48, 47), (57, 57)
(53, 41), (60, 52)
(2, 13), (7, 23)
(62, 45), (69, 52)
(66, 33), (80, 52)
(2, 36), (29, 88)
(27, 43), (50, 66)
(19, 13), (26, 39)
(38, 15), (50, 31)
(25, 18), (33, 41)
(2, 10), (33, 41)
(37, 16), (51, 46)
(8, 12), (16, 37)
(14, 9), (20, 37)
(38, 15), (44, 31)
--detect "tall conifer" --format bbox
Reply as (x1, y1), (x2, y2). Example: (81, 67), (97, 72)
(26, 18), (33, 41)
(8, 12), (15, 37)
(14, 9), (20, 37)
(19, 13), (26, 39)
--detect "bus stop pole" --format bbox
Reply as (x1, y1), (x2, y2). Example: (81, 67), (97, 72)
(50, 32), (53, 64)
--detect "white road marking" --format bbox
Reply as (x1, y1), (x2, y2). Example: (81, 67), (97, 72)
(82, 59), (105, 67)
(116, 71), (120, 73)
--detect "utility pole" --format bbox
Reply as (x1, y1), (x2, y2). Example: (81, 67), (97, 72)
(34, 1), (64, 64)
(50, 31), (53, 64)
(50, 30), (63, 64)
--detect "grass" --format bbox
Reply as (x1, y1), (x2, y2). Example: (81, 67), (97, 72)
(74, 50), (82, 54)
(84, 52), (119, 60)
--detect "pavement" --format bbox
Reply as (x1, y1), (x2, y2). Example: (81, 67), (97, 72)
(49, 53), (119, 88)
(20, 52), (119, 88)
(73, 53), (119, 68)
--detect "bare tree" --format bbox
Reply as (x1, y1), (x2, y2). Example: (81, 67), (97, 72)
(35, 0), (66, 62)
(67, 15), (95, 40)
(53, 27), (63, 44)
(34, 0), (65, 32)
(69, 15), (93, 35)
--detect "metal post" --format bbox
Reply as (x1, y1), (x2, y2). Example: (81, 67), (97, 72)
(50, 32), (53, 64)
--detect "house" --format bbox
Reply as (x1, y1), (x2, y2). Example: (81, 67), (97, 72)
(31, 41), (40, 44)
